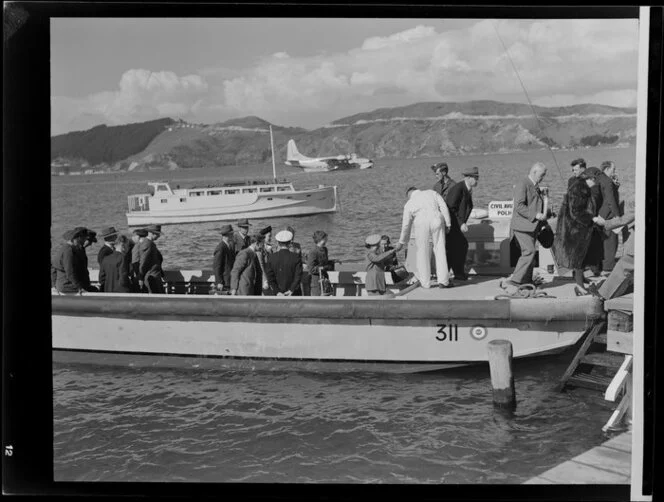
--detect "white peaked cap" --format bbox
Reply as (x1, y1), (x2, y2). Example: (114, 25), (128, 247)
(275, 230), (293, 243)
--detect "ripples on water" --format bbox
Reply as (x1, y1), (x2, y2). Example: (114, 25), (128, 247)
(52, 147), (634, 482)
(54, 352), (615, 483)
(51, 147), (636, 269)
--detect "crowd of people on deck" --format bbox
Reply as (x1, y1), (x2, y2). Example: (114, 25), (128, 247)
(51, 157), (634, 301)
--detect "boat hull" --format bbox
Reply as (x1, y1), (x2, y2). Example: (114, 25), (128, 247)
(52, 293), (601, 373)
(126, 186), (337, 226)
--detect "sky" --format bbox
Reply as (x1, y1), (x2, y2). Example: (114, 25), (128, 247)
(51, 17), (640, 135)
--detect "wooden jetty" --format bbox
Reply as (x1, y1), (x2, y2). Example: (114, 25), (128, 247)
(524, 432), (631, 484)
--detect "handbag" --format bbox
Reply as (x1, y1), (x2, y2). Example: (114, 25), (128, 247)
(536, 222), (554, 249)
(319, 274), (334, 296)
(390, 265), (410, 284)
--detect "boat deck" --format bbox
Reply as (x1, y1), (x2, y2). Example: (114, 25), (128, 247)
(395, 275), (585, 300)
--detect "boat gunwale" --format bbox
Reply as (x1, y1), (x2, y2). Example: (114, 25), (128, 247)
(51, 293), (603, 322)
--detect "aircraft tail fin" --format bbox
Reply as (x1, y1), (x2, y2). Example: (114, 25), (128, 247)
(287, 139), (309, 161)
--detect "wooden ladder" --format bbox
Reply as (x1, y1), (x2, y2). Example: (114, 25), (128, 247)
(556, 320), (625, 392)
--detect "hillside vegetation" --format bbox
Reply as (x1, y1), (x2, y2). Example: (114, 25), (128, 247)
(51, 101), (636, 172)
(51, 118), (175, 166)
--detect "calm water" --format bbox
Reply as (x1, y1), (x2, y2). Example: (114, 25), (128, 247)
(51, 146), (636, 268)
(52, 146), (635, 483)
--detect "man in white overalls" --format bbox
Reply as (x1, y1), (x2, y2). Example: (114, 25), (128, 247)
(398, 186), (453, 288)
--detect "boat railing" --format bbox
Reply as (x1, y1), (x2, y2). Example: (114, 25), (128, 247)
(85, 268), (401, 296)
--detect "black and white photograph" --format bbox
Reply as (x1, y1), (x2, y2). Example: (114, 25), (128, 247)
(3, 4), (660, 499)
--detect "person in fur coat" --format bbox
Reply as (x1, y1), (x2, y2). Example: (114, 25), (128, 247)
(552, 168), (604, 295)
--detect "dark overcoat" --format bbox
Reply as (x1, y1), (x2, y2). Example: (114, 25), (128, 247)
(51, 243), (88, 293)
(552, 179), (604, 269)
(97, 244), (114, 268)
(266, 249), (303, 295)
(139, 238), (164, 279)
(212, 240), (236, 288)
(445, 180), (474, 229)
(433, 177), (457, 203)
(597, 172), (621, 219)
(99, 251), (132, 293)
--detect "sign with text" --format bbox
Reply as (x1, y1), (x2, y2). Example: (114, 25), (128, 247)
(488, 200), (514, 218)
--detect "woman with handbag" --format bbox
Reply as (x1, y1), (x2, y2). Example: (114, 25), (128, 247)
(365, 234), (402, 296)
(552, 168), (604, 296)
(306, 230), (338, 296)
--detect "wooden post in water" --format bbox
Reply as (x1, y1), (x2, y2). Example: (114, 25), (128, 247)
(488, 339), (516, 411)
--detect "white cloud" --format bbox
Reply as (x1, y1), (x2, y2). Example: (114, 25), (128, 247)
(52, 69), (208, 134)
(52, 19), (639, 134)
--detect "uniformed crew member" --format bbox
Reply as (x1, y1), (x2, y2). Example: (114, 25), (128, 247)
(139, 224), (165, 294)
(286, 226), (308, 296)
(99, 234), (132, 293)
(431, 162), (457, 203)
(51, 228), (89, 294)
(445, 166), (479, 281)
(97, 226), (119, 267)
(233, 219), (252, 252)
(213, 224), (237, 293)
(265, 230), (303, 296)
(397, 187), (453, 289)
(230, 234), (265, 296)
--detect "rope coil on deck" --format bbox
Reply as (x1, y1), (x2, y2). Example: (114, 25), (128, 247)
(494, 281), (557, 300)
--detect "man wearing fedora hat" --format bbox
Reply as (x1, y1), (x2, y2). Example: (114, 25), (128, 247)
(51, 228), (89, 294)
(431, 162), (457, 203)
(445, 166), (479, 281)
(139, 224), (165, 294)
(97, 226), (120, 267)
(72, 227), (98, 292)
(233, 219), (252, 253)
(265, 230), (303, 296)
(213, 224), (237, 293)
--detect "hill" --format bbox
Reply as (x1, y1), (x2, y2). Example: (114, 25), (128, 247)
(51, 118), (175, 169)
(50, 101), (636, 172)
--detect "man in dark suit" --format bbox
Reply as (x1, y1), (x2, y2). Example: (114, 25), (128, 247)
(567, 158), (587, 189)
(233, 219), (252, 252)
(99, 235), (132, 293)
(212, 224), (237, 293)
(445, 166), (479, 280)
(139, 224), (165, 294)
(598, 161), (621, 273)
(431, 162), (457, 203)
(97, 226), (119, 267)
(51, 228), (89, 294)
(230, 234), (265, 296)
(508, 162), (548, 286)
(265, 230), (303, 296)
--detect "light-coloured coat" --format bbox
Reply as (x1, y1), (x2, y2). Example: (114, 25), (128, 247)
(230, 246), (263, 295)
